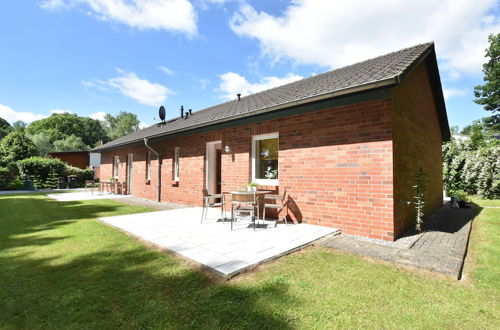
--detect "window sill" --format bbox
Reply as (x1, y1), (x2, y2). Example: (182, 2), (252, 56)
(253, 179), (279, 186)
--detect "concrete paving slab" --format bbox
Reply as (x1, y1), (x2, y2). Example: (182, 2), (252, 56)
(99, 206), (339, 279)
(47, 191), (132, 202)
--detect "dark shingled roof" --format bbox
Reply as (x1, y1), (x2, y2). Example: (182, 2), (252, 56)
(93, 42), (446, 151)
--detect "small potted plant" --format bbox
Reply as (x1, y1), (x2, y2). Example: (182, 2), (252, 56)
(246, 182), (258, 192)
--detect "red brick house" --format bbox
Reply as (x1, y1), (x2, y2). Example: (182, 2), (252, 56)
(92, 43), (450, 241)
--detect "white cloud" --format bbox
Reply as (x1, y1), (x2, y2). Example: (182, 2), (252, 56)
(83, 69), (172, 106)
(40, 0), (197, 35)
(158, 66), (174, 75)
(82, 79), (109, 91)
(0, 104), (47, 124)
(139, 121), (150, 129)
(443, 88), (469, 100)
(108, 69), (172, 106)
(90, 111), (108, 121)
(218, 72), (302, 100)
(230, 0), (500, 78)
(40, 0), (65, 10)
(50, 109), (73, 115)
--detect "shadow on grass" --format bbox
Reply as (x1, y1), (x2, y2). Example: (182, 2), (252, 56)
(0, 195), (298, 329)
(0, 196), (130, 250)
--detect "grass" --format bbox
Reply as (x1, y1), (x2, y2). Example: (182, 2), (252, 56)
(0, 193), (499, 329)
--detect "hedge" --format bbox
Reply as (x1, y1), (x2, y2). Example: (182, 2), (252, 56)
(16, 157), (94, 189)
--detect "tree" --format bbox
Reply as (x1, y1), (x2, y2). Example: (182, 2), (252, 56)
(474, 33), (499, 113)
(450, 125), (459, 135)
(12, 120), (27, 131)
(104, 111), (140, 140)
(29, 132), (54, 156)
(80, 116), (108, 147)
(26, 113), (107, 146)
(0, 117), (12, 140)
(0, 131), (38, 165)
(53, 134), (88, 152)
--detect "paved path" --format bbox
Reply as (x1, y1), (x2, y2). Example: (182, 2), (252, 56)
(321, 204), (477, 279)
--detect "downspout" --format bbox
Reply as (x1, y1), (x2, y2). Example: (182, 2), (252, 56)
(144, 137), (162, 203)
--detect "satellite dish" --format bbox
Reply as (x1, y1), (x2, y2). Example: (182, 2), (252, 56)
(159, 106), (166, 122)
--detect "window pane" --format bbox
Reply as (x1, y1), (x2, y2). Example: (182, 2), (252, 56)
(174, 147), (180, 180)
(255, 137), (278, 180)
(114, 157), (119, 177)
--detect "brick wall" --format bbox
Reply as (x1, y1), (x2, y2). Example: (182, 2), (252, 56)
(100, 97), (397, 240)
(391, 60), (444, 237)
(48, 152), (89, 169)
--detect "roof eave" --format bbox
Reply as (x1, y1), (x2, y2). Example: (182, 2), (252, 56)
(92, 77), (398, 152)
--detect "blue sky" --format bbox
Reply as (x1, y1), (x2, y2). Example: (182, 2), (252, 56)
(0, 0), (498, 129)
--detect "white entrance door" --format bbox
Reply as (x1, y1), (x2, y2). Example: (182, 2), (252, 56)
(127, 154), (133, 195)
(205, 141), (222, 195)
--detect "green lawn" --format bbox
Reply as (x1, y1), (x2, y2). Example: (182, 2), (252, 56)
(0, 193), (498, 329)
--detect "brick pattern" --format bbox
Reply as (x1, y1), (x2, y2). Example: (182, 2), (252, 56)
(100, 98), (397, 240)
(321, 204), (475, 279)
(99, 62), (446, 241)
(391, 60), (444, 238)
(47, 152), (89, 169)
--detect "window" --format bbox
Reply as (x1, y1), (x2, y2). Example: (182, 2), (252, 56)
(146, 151), (151, 181)
(174, 147), (180, 181)
(113, 156), (119, 178)
(252, 133), (279, 185)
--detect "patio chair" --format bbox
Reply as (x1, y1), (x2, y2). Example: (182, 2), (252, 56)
(85, 180), (96, 195)
(231, 192), (259, 231)
(262, 190), (287, 226)
(201, 189), (224, 223)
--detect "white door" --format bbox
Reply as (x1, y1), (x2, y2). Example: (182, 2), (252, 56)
(127, 154), (133, 195)
(205, 141), (221, 194)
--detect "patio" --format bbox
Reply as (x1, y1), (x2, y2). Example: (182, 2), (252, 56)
(47, 191), (132, 202)
(99, 207), (339, 279)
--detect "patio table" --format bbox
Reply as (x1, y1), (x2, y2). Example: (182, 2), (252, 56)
(225, 190), (273, 220)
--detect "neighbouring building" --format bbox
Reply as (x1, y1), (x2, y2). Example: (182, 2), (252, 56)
(89, 152), (101, 180)
(92, 42), (450, 241)
(47, 151), (90, 169)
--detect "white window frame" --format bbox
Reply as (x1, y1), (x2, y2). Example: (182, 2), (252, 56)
(146, 151), (151, 181)
(113, 156), (119, 179)
(174, 147), (180, 182)
(251, 132), (279, 186)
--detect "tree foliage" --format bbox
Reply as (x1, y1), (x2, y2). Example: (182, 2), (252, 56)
(53, 134), (88, 152)
(443, 118), (500, 198)
(0, 117), (12, 140)
(474, 33), (500, 113)
(12, 120), (27, 131)
(26, 113), (107, 147)
(29, 132), (53, 156)
(0, 131), (38, 165)
(104, 111), (140, 140)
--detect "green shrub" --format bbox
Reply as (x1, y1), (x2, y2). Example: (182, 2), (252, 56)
(17, 157), (67, 186)
(6, 177), (23, 190)
(0, 162), (20, 190)
(66, 166), (94, 187)
(443, 138), (500, 199)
